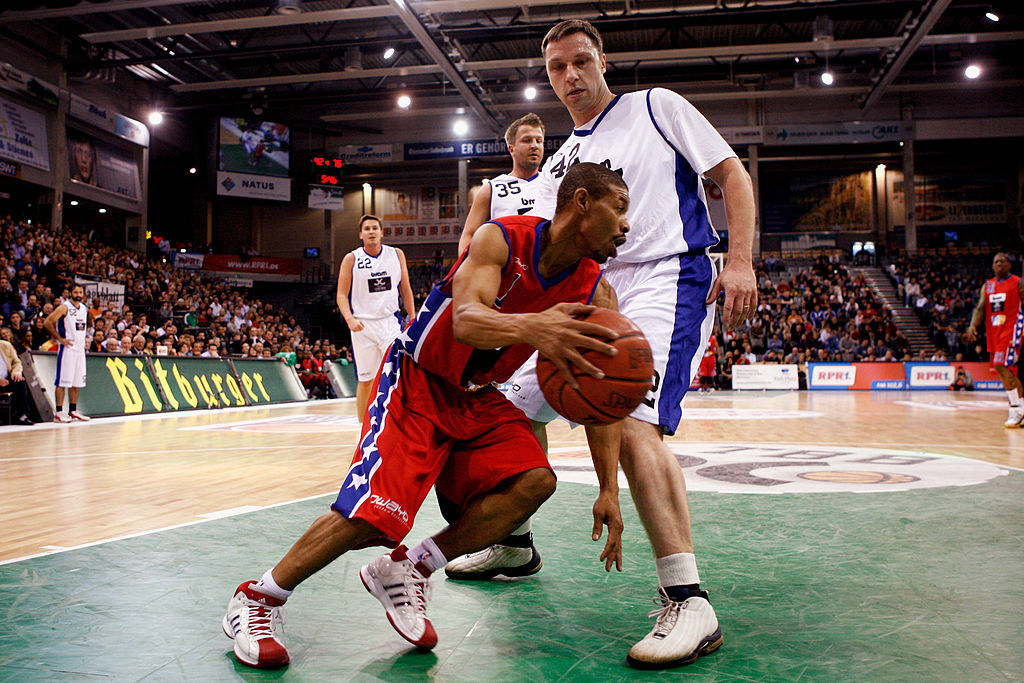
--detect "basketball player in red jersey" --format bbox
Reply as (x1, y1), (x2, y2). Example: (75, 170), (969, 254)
(221, 163), (630, 668)
(967, 252), (1024, 427)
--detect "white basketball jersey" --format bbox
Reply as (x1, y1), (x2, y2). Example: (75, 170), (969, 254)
(61, 301), (89, 349)
(534, 88), (736, 262)
(487, 172), (544, 220)
(348, 244), (403, 320)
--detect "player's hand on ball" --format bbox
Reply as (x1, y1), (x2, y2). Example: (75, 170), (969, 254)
(592, 490), (623, 572)
(526, 303), (618, 388)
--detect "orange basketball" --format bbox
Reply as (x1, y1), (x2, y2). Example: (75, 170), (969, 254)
(536, 308), (654, 425)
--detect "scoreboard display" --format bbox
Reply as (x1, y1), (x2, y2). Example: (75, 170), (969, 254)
(311, 156), (343, 185)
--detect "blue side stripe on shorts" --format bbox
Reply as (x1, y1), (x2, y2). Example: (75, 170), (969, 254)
(332, 345), (402, 516)
(660, 254), (713, 431)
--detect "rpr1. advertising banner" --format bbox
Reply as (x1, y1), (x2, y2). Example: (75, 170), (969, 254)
(28, 353), (307, 417)
(808, 362), (1004, 390)
(201, 254), (301, 282)
(0, 94), (50, 171)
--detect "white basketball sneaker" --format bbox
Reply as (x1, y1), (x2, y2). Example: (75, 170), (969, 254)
(69, 410), (91, 421)
(53, 412), (72, 424)
(444, 543), (542, 581)
(627, 589), (723, 669)
(222, 581), (290, 669)
(1004, 406), (1024, 428)
(360, 545), (437, 649)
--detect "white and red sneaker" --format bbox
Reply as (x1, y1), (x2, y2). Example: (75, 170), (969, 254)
(53, 412), (72, 424)
(69, 410), (91, 421)
(360, 545), (437, 649)
(222, 581), (290, 669)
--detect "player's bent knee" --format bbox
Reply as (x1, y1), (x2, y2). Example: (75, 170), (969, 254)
(510, 467), (557, 508)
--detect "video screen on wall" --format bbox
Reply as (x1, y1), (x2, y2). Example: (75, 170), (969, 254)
(66, 129), (141, 199)
(218, 117), (290, 177)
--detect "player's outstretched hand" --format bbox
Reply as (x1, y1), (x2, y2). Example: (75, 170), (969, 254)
(526, 303), (618, 388)
(592, 490), (623, 572)
(706, 260), (758, 329)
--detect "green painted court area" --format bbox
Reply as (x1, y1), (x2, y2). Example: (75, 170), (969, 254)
(2, 475), (1022, 682)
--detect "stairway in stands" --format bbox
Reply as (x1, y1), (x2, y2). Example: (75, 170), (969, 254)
(851, 266), (935, 356)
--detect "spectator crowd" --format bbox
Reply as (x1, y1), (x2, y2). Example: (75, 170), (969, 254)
(1, 215), (352, 404)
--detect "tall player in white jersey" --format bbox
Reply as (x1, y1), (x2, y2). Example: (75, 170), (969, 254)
(44, 284), (93, 422)
(337, 214), (416, 418)
(457, 113), (546, 256)
(446, 20), (758, 670)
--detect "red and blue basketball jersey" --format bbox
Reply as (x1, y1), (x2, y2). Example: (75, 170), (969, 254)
(394, 215), (603, 387)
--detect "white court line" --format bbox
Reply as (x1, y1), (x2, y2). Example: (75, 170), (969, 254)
(0, 491), (336, 567)
(0, 443), (354, 464)
(0, 397), (354, 433)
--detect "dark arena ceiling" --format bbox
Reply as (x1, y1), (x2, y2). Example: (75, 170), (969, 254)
(1, 0), (1021, 140)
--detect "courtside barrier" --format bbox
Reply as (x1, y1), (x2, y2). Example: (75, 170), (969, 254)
(324, 360), (358, 399)
(731, 364), (799, 390)
(26, 352), (307, 418)
(808, 361), (1005, 390)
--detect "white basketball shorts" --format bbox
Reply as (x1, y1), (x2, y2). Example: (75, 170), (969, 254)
(351, 315), (403, 382)
(505, 252), (717, 435)
(55, 344), (88, 388)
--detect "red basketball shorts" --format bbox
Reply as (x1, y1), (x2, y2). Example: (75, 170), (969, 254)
(332, 348), (550, 543)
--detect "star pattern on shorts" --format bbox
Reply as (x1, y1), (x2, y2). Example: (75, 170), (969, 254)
(348, 473), (367, 489)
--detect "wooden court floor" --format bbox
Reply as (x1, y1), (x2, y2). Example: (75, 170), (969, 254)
(1, 391), (1022, 681)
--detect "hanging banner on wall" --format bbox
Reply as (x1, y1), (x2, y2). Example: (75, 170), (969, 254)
(765, 121), (904, 145)
(173, 252), (205, 270)
(67, 129), (141, 199)
(308, 184), (344, 210)
(0, 159), (19, 178)
(718, 126), (764, 145)
(201, 254), (301, 282)
(0, 95), (50, 171)
(68, 94), (150, 147)
(74, 274), (126, 307)
(216, 170), (291, 201)
(339, 144), (394, 164)
(889, 173), (1007, 227)
(404, 136), (567, 161)
(374, 185), (462, 243)
(0, 61), (59, 106)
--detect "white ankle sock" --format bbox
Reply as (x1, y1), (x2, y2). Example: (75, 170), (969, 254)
(406, 537), (447, 574)
(1007, 390), (1023, 407)
(656, 552), (701, 588)
(510, 518), (533, 536)
(256, 569), (292, 600)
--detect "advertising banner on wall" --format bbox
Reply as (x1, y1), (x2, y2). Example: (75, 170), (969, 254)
(28, 353), (307, 417)
(67, 129), (141, 199)
(808, 362), (1003, 391)
(765, 121), (904, 145)
(172, 252), (205, 270)
(74, 273), (126, 308)
(0, 61), (59, 106)
(404, 136), (567, 161)
(308, 184), (344, 210)
(376, 185), (462, 244)
(889, 173), (1007, 227)
(201, 254), (301, 282)
(731, 364), (799, 390)
(339, 144), (394, 164)
(0, 95), (50, 171)
(68, 94), (150, 147)
(216, 170), (291, 201)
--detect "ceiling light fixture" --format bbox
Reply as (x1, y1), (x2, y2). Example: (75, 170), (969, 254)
(965, 64), (982, 79)
(70, 200), (78, 206)
(984, 11), (999, 21)
(820, 71), (834, 86)
(148, 111), (164, 125)
(397, 95), (411, 108)
(453, 119), (469, 136)
(524, 86), (537, 100)
(275, 0), (302, 15)
(383, 47), (396, 60)
(98, 208), (107, 214)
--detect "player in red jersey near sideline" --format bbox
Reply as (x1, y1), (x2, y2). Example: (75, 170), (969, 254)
(220, 162), (630, 668)
(967, 252), (1024, 428)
